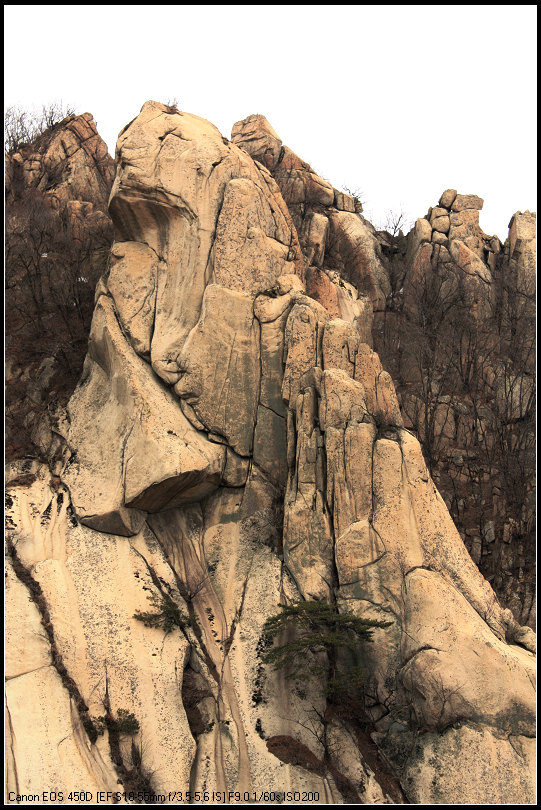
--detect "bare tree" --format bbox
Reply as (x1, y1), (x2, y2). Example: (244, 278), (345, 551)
(380, 209), (411, 237)
(374, 238), (535, 622)
(5, 101), (75, 154)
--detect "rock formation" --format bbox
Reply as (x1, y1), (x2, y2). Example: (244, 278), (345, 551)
(5, 112), (114, 460)
(377, 193), (536, 628)
(5, 102), (536, 804)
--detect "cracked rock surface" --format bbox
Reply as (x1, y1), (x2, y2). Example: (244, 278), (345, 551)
(5, 102), (535, 805)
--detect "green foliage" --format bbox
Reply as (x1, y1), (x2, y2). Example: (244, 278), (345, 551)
(133, 592), (192, 635)
(83, 716), (100, 744)
(261, 600), (392, 692)
(86, 708), (140, 741)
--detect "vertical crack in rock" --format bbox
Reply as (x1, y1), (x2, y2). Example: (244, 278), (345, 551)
(6, 537), (91, 729)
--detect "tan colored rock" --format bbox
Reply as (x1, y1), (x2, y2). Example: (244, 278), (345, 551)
(395, 724), (536, 804)
(439, 188), (457, 209)
(430, 206), (449, 221)
(284, 387), (334, 601)
(7, 112), (114, 209)
(431, 230), (448, 245)
(322, 319), (359, 376)
(305, 267), (341, 318)
(223, 448), (250, 487)
(405, 241), (433, 307)
(354, 343), (403, 426)
(253, 404), (288, 488)
(106, 241), (159, 358)
(334, 191), (356, 212)
(5, 557), (52, 679)
(431, 214), (450, 234)
(319, 368), (367, 432)
(449, 207), (482, 239)
(255, 289), (297, 418)
(303, 172), (335, 206)
(300, 211), (329, 267)
(213, 177), (296, 293)
(64, 295), (225, 533)
(7, 102), (536, 805)
(339, 290), (373, 345)
(400, 568), (535, 734)
(451, 193), (484, 211)
(6, 668), (118, 800)
(174, 285), (260, 456)
(507, 210), (536, 295)
(282, 298), (329, 406)
(110, 102), (301, 387)
(326, 420), (376, 543)
(6, 477), (198, 799)
(231, 113), (283, 170)
(414, 217), (433, 243)
(447, 239), (493, 318)
(327, 211), (391, 310)
(406, 219), (432, 276)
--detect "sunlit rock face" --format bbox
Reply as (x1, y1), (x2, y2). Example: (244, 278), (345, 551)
(5, 102), (536, 805)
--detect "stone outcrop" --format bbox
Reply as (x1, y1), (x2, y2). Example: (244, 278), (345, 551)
(405, 190), (496, 320)
(232, 114), (388, 315)
(5, 113), (115, 461)
(5, 103), (536, 805)
(5, 112), (114, 208)
(386, 193), (535, 629)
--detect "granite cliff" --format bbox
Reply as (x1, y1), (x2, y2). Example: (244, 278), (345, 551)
(5, 102), (536, 804)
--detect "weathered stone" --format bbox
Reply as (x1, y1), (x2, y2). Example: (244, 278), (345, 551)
(431, 230), (448, 244)
(175, 285), (260, 456)
(322, 319), (359, 376)
(431, 214), (450, 234)
(451, 193), (484, 211)
(334, 191), (356, 212)
(255, 292), (296, 418)
(223, 448), (250, 487)
(449, 208), (481, 239)
(213, 177), (296, 294)
(354, 343), (403, 426)
(6, 103), (536, 805)
(319, 368), (367, 432)
(300, 211), (329, 267)
(327, 211), (391, 310)
(105, 241), (159, 358)
(110, 102), (301, 387)
(6, 112), (114, 208)
(400, 568), (535, 734)
(447, 239), (494, 318)
(253, 405), (288, 488)
(64, 295), (225, 533)
(231, 113), (283, 171)
(326, 420), (376, 542)
(398, 725), (535, 804)
(283, 386), (333, 600)
(439, 188), (457, 209)
(305, 267), (341, 318)
(507, 210), (536, 295)
(430, 206), (449, 221)
(5, 557), (52, 678)
(282, 298), (328, 407)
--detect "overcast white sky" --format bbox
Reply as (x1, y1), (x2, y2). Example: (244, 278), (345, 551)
(5, 5), (537, 240)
